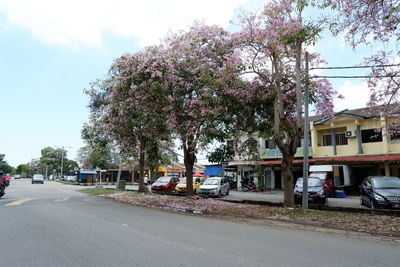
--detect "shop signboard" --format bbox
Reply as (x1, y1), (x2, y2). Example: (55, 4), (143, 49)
(260, 146), (312, 159)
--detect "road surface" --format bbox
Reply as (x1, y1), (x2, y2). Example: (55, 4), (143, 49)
(1, 179), (399, 267)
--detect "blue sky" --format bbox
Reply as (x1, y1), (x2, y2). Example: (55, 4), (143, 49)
(0, 0), (375, 167)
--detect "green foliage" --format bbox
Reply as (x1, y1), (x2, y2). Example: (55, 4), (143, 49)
(207, 143), (235, 163)
(77, 146), (118, 170)
(0, 154), (14, 174)
(16, 164), (30, 175)
(40, 147), (66, 172)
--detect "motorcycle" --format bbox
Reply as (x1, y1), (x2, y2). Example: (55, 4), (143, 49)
(241, 181), (258, 192)
(0, 186), (5, 198)
(0, 173), (6, 198)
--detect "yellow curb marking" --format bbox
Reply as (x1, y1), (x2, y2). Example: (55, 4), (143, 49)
(5, 198), (33, 207)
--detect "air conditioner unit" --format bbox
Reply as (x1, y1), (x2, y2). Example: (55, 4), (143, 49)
(345, 131), (356, 138)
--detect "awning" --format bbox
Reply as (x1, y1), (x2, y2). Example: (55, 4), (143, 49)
(312, 154), (400, 163)
(257, 154), (400, 166)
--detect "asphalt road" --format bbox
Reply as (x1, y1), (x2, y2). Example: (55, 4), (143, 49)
(1, 179), (399, 267)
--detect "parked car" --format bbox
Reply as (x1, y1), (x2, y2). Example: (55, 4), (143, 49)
(32, 174), (44, 184)
(175, 177), (204, 195)
(65, 175), (77, 182)
(294, 177), (327, 204)
(198, 177), (229, 197)
(360, 176), (400, 209)
(151, 176), (180, 194)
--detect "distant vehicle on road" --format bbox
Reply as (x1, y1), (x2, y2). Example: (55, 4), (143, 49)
(151, 176), (180, 194)
(294, 177), (327, 205)
(198, 177), (229, 198)
(360, 176), (400, 209)
(32, 174), (44, 184)
(14, 175), (21, 179)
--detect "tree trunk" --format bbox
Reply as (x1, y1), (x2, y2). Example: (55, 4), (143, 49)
(183, 143), (195, 196)
(282, 153), (295, 206)
(116, 156), (122, 189)
(138, 136), (147, 193)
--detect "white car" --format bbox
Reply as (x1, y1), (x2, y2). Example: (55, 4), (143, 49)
(32, 174), (44, 184)
(198, 177), (229, 197)
(65, 175), (77, 182)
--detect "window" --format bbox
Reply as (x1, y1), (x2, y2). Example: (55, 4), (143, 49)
(361, 129), (382, 143)
(335, 132), (348, 145)
(265, 139), (276, 149)
(322, 134), (332, 146)
(318, 128), (347, 146)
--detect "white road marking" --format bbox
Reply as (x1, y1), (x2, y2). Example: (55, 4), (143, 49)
(54, 197), (70, 202)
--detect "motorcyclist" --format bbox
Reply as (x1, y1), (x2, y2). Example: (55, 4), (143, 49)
(0, 171), (6, 198)
(4, 174), (10, 187)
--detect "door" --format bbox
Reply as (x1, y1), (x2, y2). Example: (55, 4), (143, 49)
(360, 178), (372, 206)
(222, 179), (229, 194)
(88, 175), (93, 183)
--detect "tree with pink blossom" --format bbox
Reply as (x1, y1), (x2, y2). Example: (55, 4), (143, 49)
(233, 0), (340, 206)
(328, 0), (400, 122)
(162, 22), (242, 196)
(88, 47), (171, 192)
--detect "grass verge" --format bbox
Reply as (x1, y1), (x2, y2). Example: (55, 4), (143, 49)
(78, 188), (117, 195)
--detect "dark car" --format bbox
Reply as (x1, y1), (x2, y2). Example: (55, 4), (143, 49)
(151, 176), (180, 194)
(294, 177), (327, 204)
(360, 176), (400, 209)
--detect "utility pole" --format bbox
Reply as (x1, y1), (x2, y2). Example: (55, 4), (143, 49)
(60, 146), (64, 179)
(302, 52), (310, 209)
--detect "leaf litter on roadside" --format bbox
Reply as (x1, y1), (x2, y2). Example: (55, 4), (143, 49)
(101, 191), (400, 236)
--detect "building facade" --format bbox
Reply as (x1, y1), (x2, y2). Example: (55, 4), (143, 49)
(226, 107), (400, 192)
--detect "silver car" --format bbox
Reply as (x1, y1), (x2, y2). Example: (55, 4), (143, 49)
(32, 174), (44, 184)
(198, 177), (229, 197)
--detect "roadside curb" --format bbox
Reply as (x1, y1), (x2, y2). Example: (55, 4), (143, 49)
(222, 199), (400, 217)
(259, 218), (400, 242)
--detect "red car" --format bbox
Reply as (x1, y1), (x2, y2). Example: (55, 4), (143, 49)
(151, 176), (180, 193)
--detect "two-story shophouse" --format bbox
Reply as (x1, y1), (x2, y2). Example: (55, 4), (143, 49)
(310, 107), (400, 189)
(228, 106), (400, 191)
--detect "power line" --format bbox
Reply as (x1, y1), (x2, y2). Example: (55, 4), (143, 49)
(310, 63), (400, 71)
(314, 75), (400, 79)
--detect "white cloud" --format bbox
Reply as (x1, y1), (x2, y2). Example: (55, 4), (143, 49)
(0, 0), (255, 49)
(333, 81), (371, 111)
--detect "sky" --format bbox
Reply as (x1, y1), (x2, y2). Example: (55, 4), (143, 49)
(0, 0), (375, 167)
